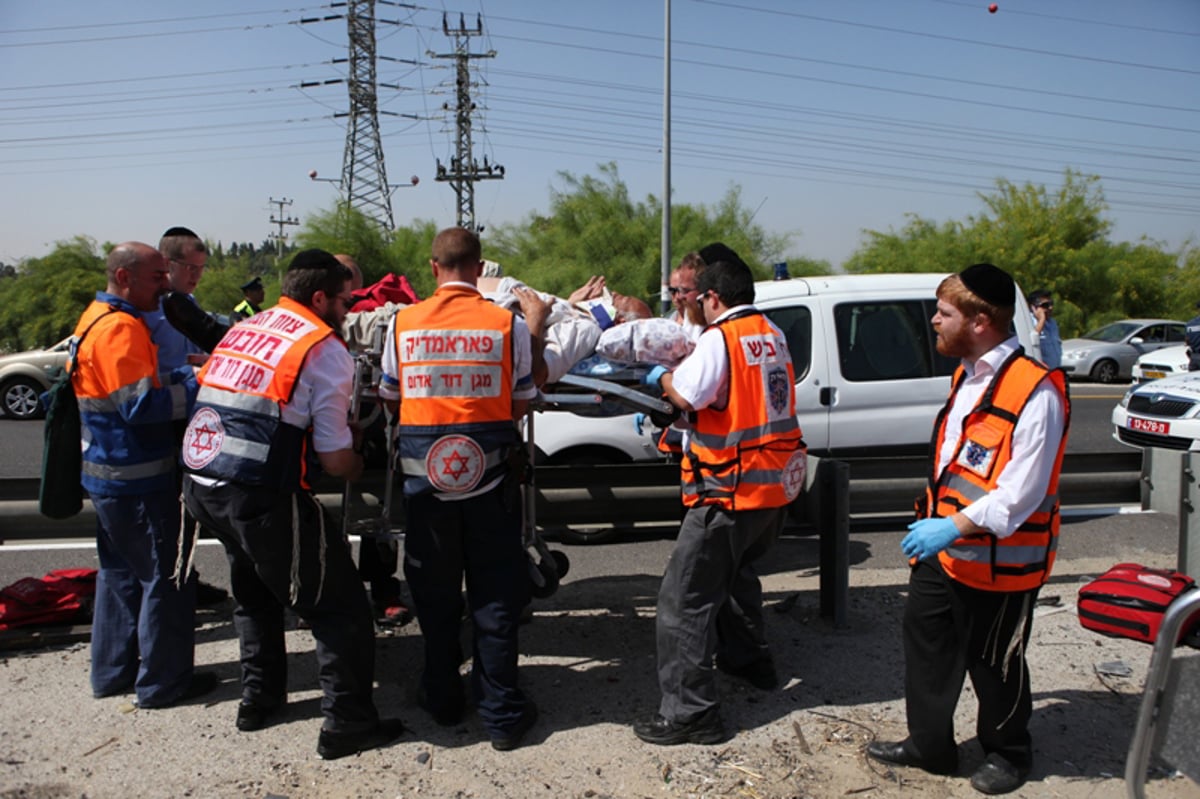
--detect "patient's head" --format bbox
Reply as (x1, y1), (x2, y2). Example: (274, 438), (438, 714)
(612, 292), (652, 322)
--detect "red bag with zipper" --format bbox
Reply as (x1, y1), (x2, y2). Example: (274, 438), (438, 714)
(1078, 563), (1197, 644)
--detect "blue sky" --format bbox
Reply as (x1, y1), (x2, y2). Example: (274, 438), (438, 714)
(0, 0), (1196, 271)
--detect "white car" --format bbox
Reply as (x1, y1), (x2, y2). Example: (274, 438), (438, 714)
(1112, 371), (1200, 451)
(1132, 344), (1190, 383)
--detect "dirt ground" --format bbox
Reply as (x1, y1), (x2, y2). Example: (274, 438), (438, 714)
(1, 520), (1197, 799)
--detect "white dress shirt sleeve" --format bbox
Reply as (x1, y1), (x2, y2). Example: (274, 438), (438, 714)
(961, 378), (1066, 537)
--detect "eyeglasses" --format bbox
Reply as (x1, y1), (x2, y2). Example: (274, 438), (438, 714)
(667, 286), (697, 296)
(170, 258), (207, 272)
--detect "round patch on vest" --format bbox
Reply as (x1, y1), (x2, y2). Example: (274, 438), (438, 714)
(182, 407), (225, 470)
(1136, 572), (1174, 590)
(782, 449), (807, 502)
(425, 434), (485, 493)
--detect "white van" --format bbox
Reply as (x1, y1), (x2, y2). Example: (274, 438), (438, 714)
(534, 273), (1041, 462)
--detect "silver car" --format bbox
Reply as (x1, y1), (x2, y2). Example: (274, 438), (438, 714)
(1060, 319), (1185, 384)
(0, 338), (70, 420)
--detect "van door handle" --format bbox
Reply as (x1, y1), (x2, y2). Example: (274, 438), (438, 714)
(819, 387), (835, 406)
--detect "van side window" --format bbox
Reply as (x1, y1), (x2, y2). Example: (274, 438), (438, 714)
(763, 306), (812, 382)
(836, 301), (948, 381)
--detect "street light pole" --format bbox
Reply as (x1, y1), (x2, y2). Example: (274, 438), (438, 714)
(660, 0), (672, 315)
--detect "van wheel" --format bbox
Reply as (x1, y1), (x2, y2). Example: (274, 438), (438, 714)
(1090, 359), (1119, 384)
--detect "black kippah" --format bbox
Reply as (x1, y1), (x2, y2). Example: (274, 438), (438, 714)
(959, 262), (1015, 308)
(161, 226), (199, 239)
(699, 242), (749, 272)
(288, 248), (339, 272)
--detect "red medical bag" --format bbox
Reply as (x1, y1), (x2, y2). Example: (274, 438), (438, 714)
(1078, 563), (1196, 644)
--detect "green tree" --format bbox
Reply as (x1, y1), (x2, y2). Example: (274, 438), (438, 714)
(843, 169), (1181, 336)
(0, 237), (105, 352)
(487, 163), (808, 306)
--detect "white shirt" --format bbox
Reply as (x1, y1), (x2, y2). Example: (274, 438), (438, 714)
(283, 335), (355, 453)
(669, 305), (786, 449)
(938, 336), (1066, 538)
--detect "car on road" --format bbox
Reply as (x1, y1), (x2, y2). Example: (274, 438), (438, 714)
(1132, 344), (1189, 384)
(0, 338), (70, 420)
(1112, 370), (1200, 451)
(1060, 319), (1185, 384)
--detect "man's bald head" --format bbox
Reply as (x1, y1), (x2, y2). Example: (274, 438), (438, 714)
(107, 242), (169, 312)
(334, 254), (363, 291)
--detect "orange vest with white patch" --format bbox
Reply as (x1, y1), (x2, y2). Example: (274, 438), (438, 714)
(392, 285), (519, 496)
(923, 351), (1070, 592)
(681, 311), (807, 510)
(182, 297), (335, 491)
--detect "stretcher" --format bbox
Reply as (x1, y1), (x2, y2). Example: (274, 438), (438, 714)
(339, 333), (682, 600)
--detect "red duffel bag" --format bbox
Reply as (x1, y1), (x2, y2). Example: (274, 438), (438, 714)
(1078, 563), (1197, 644)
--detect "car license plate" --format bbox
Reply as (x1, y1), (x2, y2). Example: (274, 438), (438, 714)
(1129, 417), (1170, 435)
(1144, 370), (1166, 379)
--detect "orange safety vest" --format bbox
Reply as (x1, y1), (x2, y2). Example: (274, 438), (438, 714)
(181, 296), (336, 490)
(681, 310), (806, 510)
(922, 350), (1070, 592)
(392, 285), (519, 496)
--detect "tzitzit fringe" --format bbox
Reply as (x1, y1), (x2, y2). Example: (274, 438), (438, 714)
(172, 494), (198, 589)
(288, 494), (329, 606)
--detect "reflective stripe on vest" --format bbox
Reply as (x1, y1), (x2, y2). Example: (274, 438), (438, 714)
(81, 455), (175, 482)
(392, 285), (519, 496)
(927, 351), (1070, 592)
(681, 311), (805, 510)
(182, 297), (333, 489)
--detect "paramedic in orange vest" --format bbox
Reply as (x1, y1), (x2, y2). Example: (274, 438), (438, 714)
(632, 252), (806, 746)
(866, 263), (1069, 796)
(377, 226), (540, 751)
(181, 249), (404, 760)
(74, 242), (215, 708)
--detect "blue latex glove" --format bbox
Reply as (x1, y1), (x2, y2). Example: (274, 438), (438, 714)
(642, 364), (668, 388)
(901, 517), (960, 561)
(633, 412), (647, 436)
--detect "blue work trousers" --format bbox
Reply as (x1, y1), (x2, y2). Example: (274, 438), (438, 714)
(403, 483), (531, 738)
(90, 491), (197, 706)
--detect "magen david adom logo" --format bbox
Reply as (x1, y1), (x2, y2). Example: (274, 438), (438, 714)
(425, 434), (485, 493)
(182, 407), (225, 470)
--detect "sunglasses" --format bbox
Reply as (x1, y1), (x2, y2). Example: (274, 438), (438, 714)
(667, 286), (696, 296)
(1036, 302), (1054, 309)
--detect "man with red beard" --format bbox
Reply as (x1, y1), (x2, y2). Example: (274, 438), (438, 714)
(866, 263), (1069, 795)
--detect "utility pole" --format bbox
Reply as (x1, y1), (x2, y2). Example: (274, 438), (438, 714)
(300, 1), (418, 231)
(428, 13), (504, 233)
(268, 197), (299, 258)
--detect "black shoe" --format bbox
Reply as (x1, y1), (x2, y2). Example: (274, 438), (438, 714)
(236, 700), (284, 732)
(317, 718), (406, 760)
(865, 739), (957, 775)
(195, 580), (229, 607)
(417, 688), (465, 727)
(490, 703), (539, 752)
(970, 754), (1029, 795)
(137, 670), (220, 709)
(632, 707), (727, 746)
(716, 654), (779, 691)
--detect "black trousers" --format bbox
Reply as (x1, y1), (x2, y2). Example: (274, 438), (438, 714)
(403, 483), (530, 738)
(903, 557), (1039, 768)
(184, 478), (379, 733)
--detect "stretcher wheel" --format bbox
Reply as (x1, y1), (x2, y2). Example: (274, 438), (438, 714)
(528, 553), (561, 599)
(550, 549), (570, 580)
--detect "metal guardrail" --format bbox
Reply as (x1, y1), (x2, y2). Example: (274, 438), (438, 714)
(0, 451), (1143, 542)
